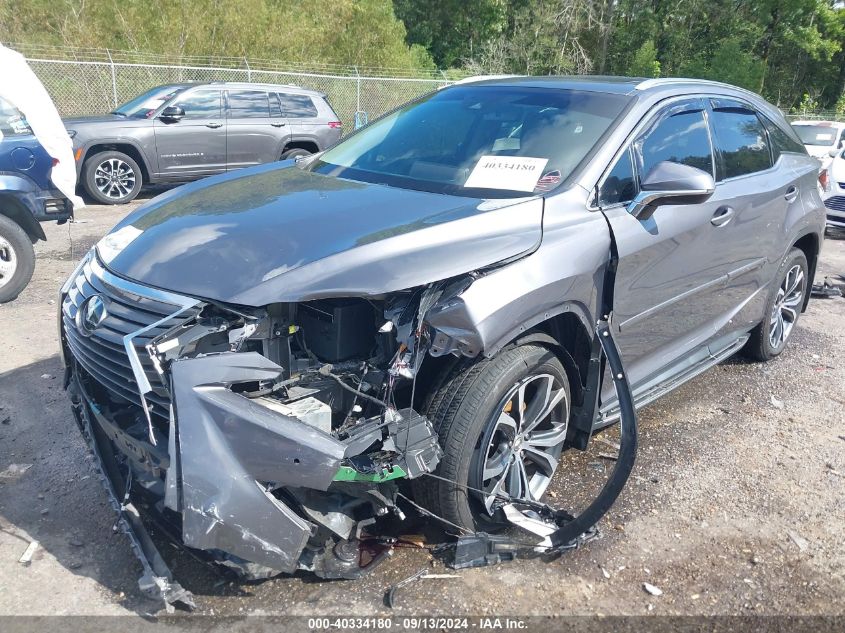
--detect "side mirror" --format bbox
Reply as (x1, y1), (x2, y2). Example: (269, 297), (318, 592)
(829, 148), (839, 158)
(159, 105), (185, 122)
(627, 161), (715, 219)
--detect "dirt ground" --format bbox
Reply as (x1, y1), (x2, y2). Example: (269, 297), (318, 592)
(1, 191), (844, 619)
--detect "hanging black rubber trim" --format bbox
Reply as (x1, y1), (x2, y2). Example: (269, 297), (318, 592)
(548, 315), (637, 548)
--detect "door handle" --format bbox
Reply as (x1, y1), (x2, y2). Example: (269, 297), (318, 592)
(205, 122), (223, 129)
(784, 185), (799, 202)
(271, 122), (287, 127)
(711, 205), (735, 227)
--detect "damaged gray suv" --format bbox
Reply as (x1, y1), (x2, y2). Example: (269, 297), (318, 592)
(60, 77), (824, 597)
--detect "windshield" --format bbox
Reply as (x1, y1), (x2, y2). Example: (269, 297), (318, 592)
(309, 85), (631, 197)
(792, 124), (838, 146)
(113, 85), (184, 118)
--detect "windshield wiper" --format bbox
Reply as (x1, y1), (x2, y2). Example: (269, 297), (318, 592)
(110, 111), (128, 117)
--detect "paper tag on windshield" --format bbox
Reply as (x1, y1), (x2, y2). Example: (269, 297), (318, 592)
(464, 156), (549, 192)
(816, 133), (834, 141)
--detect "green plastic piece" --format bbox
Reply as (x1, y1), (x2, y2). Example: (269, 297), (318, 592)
(332, 465), (407, 483)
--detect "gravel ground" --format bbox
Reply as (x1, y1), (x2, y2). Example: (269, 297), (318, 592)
(1, 192), (844, 618)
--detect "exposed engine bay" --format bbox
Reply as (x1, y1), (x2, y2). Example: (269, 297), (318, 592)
(62, 251), (637, 613)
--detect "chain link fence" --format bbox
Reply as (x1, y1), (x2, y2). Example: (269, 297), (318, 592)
(15, 45), (451, 130)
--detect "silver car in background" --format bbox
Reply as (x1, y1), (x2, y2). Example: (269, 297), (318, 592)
(64, 82), (343, 204)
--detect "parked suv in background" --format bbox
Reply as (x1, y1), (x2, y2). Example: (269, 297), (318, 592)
(61, 77), (824, 584)
(0, 97), (73, 302)
(65, 82), (342, 204)
(791, 120), (845, 164)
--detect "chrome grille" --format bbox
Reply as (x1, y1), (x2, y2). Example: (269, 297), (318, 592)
(824, 196), (845, 212)
(61, 255), (201, 422)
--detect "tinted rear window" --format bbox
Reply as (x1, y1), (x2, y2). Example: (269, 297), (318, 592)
(762, 116), (807, 160)
(711, 109), (772, 180)
(279, 94), (318, 118)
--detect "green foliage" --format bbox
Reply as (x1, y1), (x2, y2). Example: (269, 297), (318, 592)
(628, 40), (660, 78)
(3, 0), (845, 113)
(0, 0), (433, 71)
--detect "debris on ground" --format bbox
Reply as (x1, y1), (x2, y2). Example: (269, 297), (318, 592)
(770, 395), (784, 410)
(18, 540), (39, 565)
(788, 531), (810, 552)
(643, 582), (663, 596)
(811, 277), (844, 298)
(0, 463), (33, 480)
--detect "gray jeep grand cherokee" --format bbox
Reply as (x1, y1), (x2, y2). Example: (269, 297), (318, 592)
(65, 82), (342, 204)
(60, 76), (824, 599)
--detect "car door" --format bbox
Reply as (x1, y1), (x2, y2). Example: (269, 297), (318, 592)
(703, 100), (788, 334)
(597, 99), (732, 401)
(152, 89), (226, 178)
(225, 89), (287, 170)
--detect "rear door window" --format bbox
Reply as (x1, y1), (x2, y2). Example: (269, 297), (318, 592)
(0, 97), (32, 137)
(636, 109), (714, 181)
(710, 108), (772, 180)
(278, 94), (318, 118)
(227, 91), (271, 118)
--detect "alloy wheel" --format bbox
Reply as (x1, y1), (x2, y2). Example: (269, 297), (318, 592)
(94, 158), (137, 200)
(0, 235), (18, 289)
(769, 264), (805, 350)
(477, 373), (569, 514)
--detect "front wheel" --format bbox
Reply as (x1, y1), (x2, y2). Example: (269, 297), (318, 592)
(82, 151), (143, 204)
(414, 344), (571, 531)
(0, 214), (36, 303)
(744, 247), (808, 361)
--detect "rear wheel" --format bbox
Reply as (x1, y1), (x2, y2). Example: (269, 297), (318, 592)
(82, 151), (142, 204)
(414, 344), (570, 531)
(744, 247), (808, 361)
(0, 215), (35, 303)
(280, 147), (312, 160)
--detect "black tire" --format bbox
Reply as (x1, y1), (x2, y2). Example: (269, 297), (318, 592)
(413, 344), (571, 532)
(82, 151), (143, 205)
(0, 215), (36, 303)
(744, 247), (808, 362)
(280, 147), (312, 160)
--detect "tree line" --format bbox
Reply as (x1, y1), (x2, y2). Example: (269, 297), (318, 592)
(2, 0), (844, 111)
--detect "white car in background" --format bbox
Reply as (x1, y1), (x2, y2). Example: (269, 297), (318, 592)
(823, 147), (845, 232)
(791, 120), (845, 165)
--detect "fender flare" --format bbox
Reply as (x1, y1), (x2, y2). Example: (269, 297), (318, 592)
(0, 188), (46, 242)
(78, 138), (153, 178)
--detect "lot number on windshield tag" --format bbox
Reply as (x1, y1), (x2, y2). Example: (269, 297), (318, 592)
(465, 156), (549, 192)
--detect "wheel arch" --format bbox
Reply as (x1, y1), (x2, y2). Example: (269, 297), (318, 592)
(0, 193), (46, 242)
(82, 142), (150, 183)
(282, 139), (320, 156)
(791, 231), (820, 311)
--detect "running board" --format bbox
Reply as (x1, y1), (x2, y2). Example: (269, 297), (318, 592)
(596, 334), (749, 427)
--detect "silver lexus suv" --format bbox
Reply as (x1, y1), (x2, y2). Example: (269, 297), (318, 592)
(64, 82), (342, 204)
(60, 76), (825, 600)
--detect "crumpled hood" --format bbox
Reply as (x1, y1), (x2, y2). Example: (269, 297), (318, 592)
(101, 162), (543, 305)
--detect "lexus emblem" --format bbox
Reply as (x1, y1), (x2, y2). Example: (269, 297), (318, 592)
(77, 295), (108, 336)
